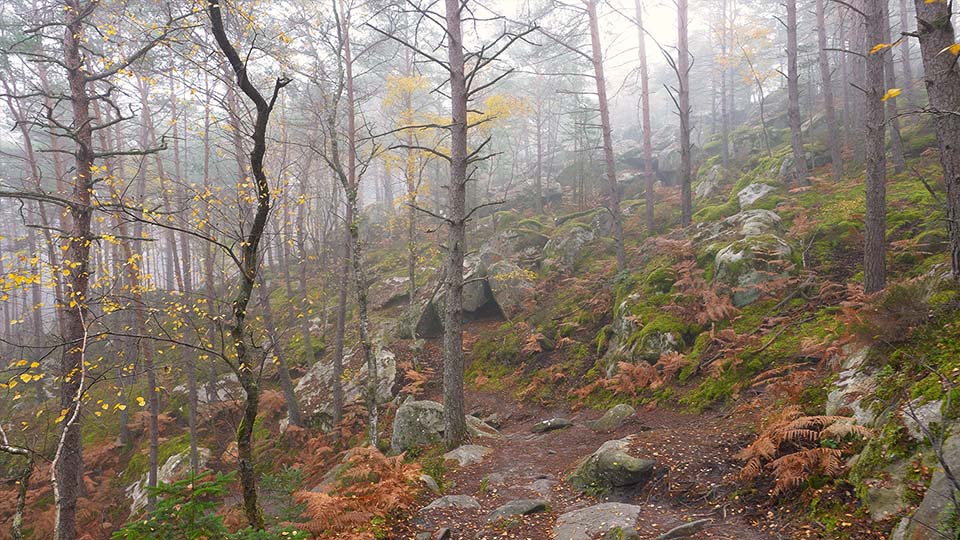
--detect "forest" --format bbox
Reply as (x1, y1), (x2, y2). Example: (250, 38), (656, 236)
(0, 0), (959, 538)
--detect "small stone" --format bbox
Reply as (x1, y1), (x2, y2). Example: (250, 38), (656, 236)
(532, 418), (572, 433)
(589, 404), (635, 432)
(657, 519), (712, 540)
(433, 528), (452, 540)
(486, 499), (550, 523)
(423, 495), (480, 511)
(443, 445), (493, 467)
(420, 473), (441, 495)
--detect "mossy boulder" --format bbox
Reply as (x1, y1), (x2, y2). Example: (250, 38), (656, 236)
(568, 438), (656, 493)
(126, 447), (211, 515)
(544, 224), (597, 271)
(892, 432), (960, 540)
(588, 404), (636, 432)
(296, 345), (397, 425)
(487, 260), (536, 318)
(736, 182), (776, 209)
(714, 235), (793, 307)
(391, 399), (446, 452)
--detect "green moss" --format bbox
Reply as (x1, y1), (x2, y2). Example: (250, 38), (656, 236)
(693, 198), (739, 223)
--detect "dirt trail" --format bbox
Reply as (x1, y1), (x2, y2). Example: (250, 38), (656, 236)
(405, 390), (790, 540)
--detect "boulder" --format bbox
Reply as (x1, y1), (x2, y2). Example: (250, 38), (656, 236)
(296, 345), (397, 424)
(568, 438), (656, 492)
(544, 224), (596, 271)
(657, 519), (712, 540)
(825, 347), (878, 426)
(371, 276), (412, 310)
(487, 260), (536, 318)
(420, 473), (442, 495)
(553, 503), (643, 540)
(729, 209), (782, 238)
(589, 404), (635, 432)
(444, 444), (493, 467)
(892, 433), (960, 540)
(480, 227), (549, 265)
(736, 183), (776, 209)
(600, 294), (679, 377)
(391, 400), (446, 452)
(695, 165), (723, 199)
(714, 235), (793, 307)
(486, 499), (549, 524)
(392, 400), (500, 452)
(532, 418), (573, 433)
(863, 460), (910, 521)
(126, 447), (210, 515)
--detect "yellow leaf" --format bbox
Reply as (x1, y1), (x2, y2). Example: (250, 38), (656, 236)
(18, 373), (31, 383)
(882, 88), (902, 102)
(136, 396), (146, 407)
(940, 43), (960, 56)
(870, 42), (891, 54)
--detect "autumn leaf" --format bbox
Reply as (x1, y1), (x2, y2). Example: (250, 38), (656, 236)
(136, 396), (146, 407)
(882, 88), (902, 102)
(940, 43), (960, 56)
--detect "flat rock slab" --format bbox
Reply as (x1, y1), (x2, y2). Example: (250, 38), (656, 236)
(444, 444), (493, 467)
(423, 495), (481, 511)
(486, 499), (550, 523)
(553, 502), (643, 540)
(532, 418), (573, 433)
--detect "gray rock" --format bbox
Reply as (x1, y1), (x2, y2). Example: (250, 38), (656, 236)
(126, 448), (211, 515)
(657, 519), (712, 540)
(732, 209), (782, 237)
(423, 495), (481, 511)
(863, 460), (910, 521)
(296, 345), (397, 423)
(544, 224), (596, 271)
(466, 415), (502, 439)
(892, 433), (960, 540)
(600, 294), (678, 377)
(432, 529), (452, 540)
(172, 373), (240, 405)
(900, 398), (943, 441)
(553, 503), (643, 540)
(528, 479), (559, 496)
(486, 499), (549, 523)
(736, 183), (776, 209)
(695, 165), (723, 199)
(391, 400), (446, 452)
(589, 404), (636, 432)
(416, 533), (432, 540)
(568, 438), (656, 492)
(371, 276), (412, 310)
(825, 347), (878, 426)
(443, 445), (493, 467)
(420, 473), (441, 495)
(532, 418), (572, 433)
(487, 260), (536, 318)
(714, 235), (793, 307)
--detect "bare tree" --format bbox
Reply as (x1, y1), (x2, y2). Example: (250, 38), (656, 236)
(817, 0), (843, 180)
(786, 0), (809, 186)
(207, 0), (291, 528)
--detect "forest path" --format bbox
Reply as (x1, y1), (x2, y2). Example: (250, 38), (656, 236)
(399, 321), (793, 540)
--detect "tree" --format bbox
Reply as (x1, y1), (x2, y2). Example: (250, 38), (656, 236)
(678, 0), (693, 225)
(585, 0), (626, 271)
(816, 0), (843, 180)
(911, 0), (960, 278)
(786, 0), (808, 186)
(207, 0), (291, 528)
(864, 0), (887, 293)
(634, 0), (656, 232)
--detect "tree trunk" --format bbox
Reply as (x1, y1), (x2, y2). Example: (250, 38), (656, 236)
(678, 0), (693, 225)
(258, 276), (302, 428)
(913, 0), (960, 277)
(817, 0), (843, 180)
(443, 0), (469, 447)
(208, 0), (288, 528)
(635, 0), (656, 232)
(899, 0), (915, 103)
(54, 3), (92, 538)
(882, 2), (906, 173)
(340, 9), (379, 446)
(719, 0), (730, 169)
(864, 0), (888, 293)
(586, 0), (626, 271)
(787, 0), (809, 186)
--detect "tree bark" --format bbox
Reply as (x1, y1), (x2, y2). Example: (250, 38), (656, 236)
(678, 0), (693, 225)
(817, 0), (843, 180)
(913, 0), (960, 277)
(787, 0), (809, 186)
(586, 0), (626, 271)
(899, 0), (915, 103)
(443, 0), (469, 447)
(864, 0), (887, 293)
(258, 275), (302, 428)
